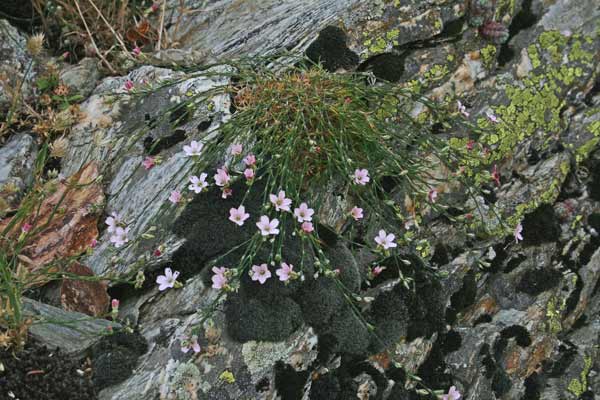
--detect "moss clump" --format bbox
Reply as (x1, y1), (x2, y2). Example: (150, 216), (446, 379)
(306, 26), (359, 72)
(225, 295), (303, 342)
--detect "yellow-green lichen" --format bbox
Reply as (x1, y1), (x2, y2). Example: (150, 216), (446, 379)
(568, 356), (593, 397)
(546, 295), (566, 335)
(480, 44), (497, 69)
(219, 370), (236, 384)
(527, 44), (541, 69)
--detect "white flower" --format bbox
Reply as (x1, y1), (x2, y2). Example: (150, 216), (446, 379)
(183, 141), (203, 157)
(269, 191), (292, 212)
(374, 229), (397, 250)
(188, 173), (209, 193)
(256, 216), (280, 236)
(229, 205), (250, 226)
(293, 203), (314, 223)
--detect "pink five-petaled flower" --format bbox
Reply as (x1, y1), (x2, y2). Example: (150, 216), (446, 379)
(301, 222), (314, 233)
(142, 156), (155, 170)
(124, 79), (134, 91)
(222, 188), (233, 199)
(110, 227), (130, 248)
(491, 164), (501, 186)
(442, 386), (461, 400)
(270, 191), (292, 212)
(169, 190), (182, 204)
(188, 173), (209, 193)
(276, 262), (294, 282)
(256, 216), (280, 236)
(250, 264), (272, 284)
(294, 203), (314, 223)
(229, 205), (250, 226)
(486, 110), (499, 123)
(514, 222), (524, 243)
(214, 168), (230, 187)
(156, 267), (179, 291)
(132, 46), (141, 57)
(244, 168), (255, 180)
(181, 335), (201, 354)
(350, 206), (363, 221)
(183, 140), (204, 157)
(428, 189), (438, 203)
(105, 212), (122, 234)
(230, 143), (243, 155)
(374, 229), (397, 250)
(21, 223), (33, 233)
(243, 154), (256, 166)
(353, 168), (370, 185)
(372, 265), (386, 277)
(457, 100), (469, 117)
(211, 266), (229, 290)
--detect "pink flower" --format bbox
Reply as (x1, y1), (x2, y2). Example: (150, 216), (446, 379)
(132, 46), (141, 56)
(276, 262), (294, 282)
(466, 140), (475, 151)
(372, 265), (386, 277)
(105, 212), (122, 234)
(154, 249), (162, 257)
(442, 386), (461, 400)
(90, 238), (98, 248)
(491, 164), (501, 187)
(181, 335), (201, 354)
(230, 143), (243, 155)
(428, 189), (438, 203)
(457, 100), (469, 117)
(243, 154), (256, 166)
(222, 188), (233, 199)
(169, 190), (182, 204)
(270, 191), (292, 212)
(21, 223), (32, 233)
(256, 216), (280, 236)
(514, 222), (523, 243)
(124, 80), (134, 91)
(244, 168), (255, 180)
(111, 299), (119, 310)
(61, 51), (70, 60)
(485, 110), (499, 123)
(294, 203), (314, 223)
(211, 266), (229, 289)
(142, 156), (155, 170)
(374, 229), (397, 250)
(214, 168), (230, 187)
(229, 205), (250, 226)
(183, 140), (204, 157)
(353, 168), (370, 185)
(156, 267), (179, 291)
(110, 226), (130, 248)
(301, 222), (314, 233)
(151, 2), (160, 12)
(250, 264), (272, 284)
(350, 206), (363, 221)
(188, 173), (208, 193)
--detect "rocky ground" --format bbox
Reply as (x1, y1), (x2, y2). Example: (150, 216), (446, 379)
(0, 1), (599, 399)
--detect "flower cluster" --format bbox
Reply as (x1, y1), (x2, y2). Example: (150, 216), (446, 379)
(106, 212), (130, 248)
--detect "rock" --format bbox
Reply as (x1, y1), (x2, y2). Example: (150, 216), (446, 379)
(0, 20), (35, 115)
(23, 298), (119, 356)
(0, 133), (37, 209)
(59, 57), (101, 99)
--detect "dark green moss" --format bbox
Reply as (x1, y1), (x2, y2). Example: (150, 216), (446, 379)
(305, 26), (359, 72)
(88, 330), (147, 390)
(321, 305), (370, 356)
(294, 277), (345, 329)
(521, 204), (561, 245)
(516, 268), (562, 295)
(309, 373), (340, 400)
(224, 295), (303, 342)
